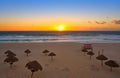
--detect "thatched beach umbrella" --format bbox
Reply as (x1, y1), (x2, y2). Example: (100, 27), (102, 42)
(24, 49), (31, 56)
(25, 60), (43, 77)
(4, 50), (12, 54)
(81, 48), (88, 52)
(96, 50), (108, 66)
(81, 48), (88, 55)
(87, 51), (95, 59)
(4, 50), (16, 57)
(48, 52), (56, 61)
(4, 56), (18, 68)
(96, 54), (108, 66)
(105, 60), (119, 71)
(7, 53), (16, 57)
(42, 49), (49, 55)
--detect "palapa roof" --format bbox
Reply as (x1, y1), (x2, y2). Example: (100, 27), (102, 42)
(96, 54), (108, 60)
(5, 50), (15, 54)
(4, 56), (18, 63)
(48, 52), (56, 56)
(87, 51), (95, 56)
(4, 50), (12, 54)
(25, 60), (43, 71)
(105, 60), (119, 67)
(81, 48), (88, 52)
(24, 49), (31, 53)
(42, 49), (49, 53)
(7, 53), (16, 57)
(4, 50), (16, 57)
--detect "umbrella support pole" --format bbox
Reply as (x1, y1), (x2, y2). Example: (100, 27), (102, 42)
(10, 62), (13, 69)
(90, 56), (91, 60)
(110, 67), (112, 71)
(51, 56), (53, 61)
(31, 72), (34, 77)
(101, 60), (103, 66)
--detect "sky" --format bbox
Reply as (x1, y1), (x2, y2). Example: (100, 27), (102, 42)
(0, 0), (120, 31)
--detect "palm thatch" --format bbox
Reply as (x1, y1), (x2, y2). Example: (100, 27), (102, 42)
(42, 49), (49, 55)
(96, 54), (108, 66)
(25, 60), (43, 77)
(4, 56), (18, 68)
(81, 48), (88, 52)
(87, 51), (95, 59)
(81, 48), (88, 56)
(7, 53), (16, 57)
(105, 60), (119, 71)
(4, 50), (16, 57)
(24, 49), (31, 56)
(4, 50), (12, 54)
(48, 52), (56, 61)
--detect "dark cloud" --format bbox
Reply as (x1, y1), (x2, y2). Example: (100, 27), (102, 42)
(95, 21), (106, 24)
(88, 21), (92, 23)
(111, 20), (120, 24)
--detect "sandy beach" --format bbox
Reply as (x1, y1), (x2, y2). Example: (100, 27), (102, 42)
(0, 42), (120, 78)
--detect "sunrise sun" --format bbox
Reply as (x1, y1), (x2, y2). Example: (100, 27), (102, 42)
(57, 25), (65, 31)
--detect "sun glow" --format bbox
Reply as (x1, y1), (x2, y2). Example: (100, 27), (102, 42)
(57, 25), (65, 31)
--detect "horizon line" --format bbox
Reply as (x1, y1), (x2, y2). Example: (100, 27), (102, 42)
(0, 30), (120, 32)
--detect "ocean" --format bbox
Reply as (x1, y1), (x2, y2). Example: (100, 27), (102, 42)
(0, 31), (120, 43)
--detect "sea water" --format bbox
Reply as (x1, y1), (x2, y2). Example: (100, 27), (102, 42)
(0, 31), (120, 43)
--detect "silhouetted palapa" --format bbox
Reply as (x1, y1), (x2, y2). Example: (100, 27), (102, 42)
(25, 60), (43, 77)
(87, 51), (95, 59)
(6, 52), (16, 57)
(48, 52), (56, 61)
(4, 50), (16, 57)
(4, 56), (18, 68)
(81, 48), (88, 56)
(81, 48), (88, 53)
(105, 60), (119, 71)
(42, 49), (49, 55)
(4, 50), (12, 54)
(81, 44), (93, 55)
(24, 49), (31, 56)
(96, 54), (108, 66)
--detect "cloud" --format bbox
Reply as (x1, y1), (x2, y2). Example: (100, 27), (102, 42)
(88, 21), (92, 23)
(111, 20), (120, 24)
(95, 21), (106, 24)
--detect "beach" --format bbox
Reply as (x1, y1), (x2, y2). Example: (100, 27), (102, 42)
(0, 42), (120, 78)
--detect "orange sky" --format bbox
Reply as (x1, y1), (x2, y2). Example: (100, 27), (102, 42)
(0, 21), (120, 31)
(0, 15), (120, 31)
(0, 17), (120, 31)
